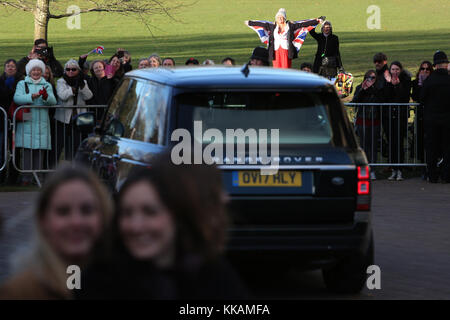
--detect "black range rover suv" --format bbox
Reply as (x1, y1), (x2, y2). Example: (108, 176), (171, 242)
(76, 67), (373, 293)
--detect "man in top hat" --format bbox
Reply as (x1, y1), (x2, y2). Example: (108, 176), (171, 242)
(420, 50), (450, 183)
(249, 47), (269, 66)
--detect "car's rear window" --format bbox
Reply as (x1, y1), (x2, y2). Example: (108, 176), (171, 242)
(176, 92), (335, 145)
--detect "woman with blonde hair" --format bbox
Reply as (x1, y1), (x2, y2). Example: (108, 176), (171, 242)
(0, 166), (113, 299)
(148, 54), (162, 68)
(246, 9), (324, 68)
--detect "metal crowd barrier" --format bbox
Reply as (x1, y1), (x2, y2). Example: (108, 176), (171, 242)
(344, 102), (425, 167)
(10, 105), (107, 187)
(2, 103), (426, 186)
(0, 106), (7, 172)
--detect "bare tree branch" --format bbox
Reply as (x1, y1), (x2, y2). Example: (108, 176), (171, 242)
(0, 0), (33, 12)
(0, 0), (193, 40)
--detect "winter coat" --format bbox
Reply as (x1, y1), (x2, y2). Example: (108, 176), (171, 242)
(0, 73), (23, 110)
(86, 76), (117, 106)
(352, 84), (383, 126)
(384, 71), (412, 123)
(76, 255), (250, 300)
(411, 78), (423, 102)
(0, 269), (70, 300)
(310, 27), (342, 73)
(374, 64), (391, 102)
(248, 20), (319, 62)
(419, 69), (450, 123)
(55, 78), (93, 124)
(13, 76), (57, 150)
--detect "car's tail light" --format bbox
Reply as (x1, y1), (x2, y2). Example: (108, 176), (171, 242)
(357, 166), (371, 211)
(358, 181), (370, 195)
(358, 166), (370, 180)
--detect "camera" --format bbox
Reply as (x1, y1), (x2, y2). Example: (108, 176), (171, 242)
(35, 47), (49, 58)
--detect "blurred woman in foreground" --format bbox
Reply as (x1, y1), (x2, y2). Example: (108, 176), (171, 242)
(78, 153), (249, 299)
(0, 166), (112, 299)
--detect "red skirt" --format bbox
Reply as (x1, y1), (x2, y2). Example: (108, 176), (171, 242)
(273, 48), (292, 69)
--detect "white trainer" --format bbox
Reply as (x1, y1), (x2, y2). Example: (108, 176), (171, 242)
(370, 171), (377, 180)
(396, 170), (404, 181)
(388, 169), (397, 181)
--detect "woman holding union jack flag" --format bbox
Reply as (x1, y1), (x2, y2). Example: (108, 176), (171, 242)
(245, 8), (325, 69)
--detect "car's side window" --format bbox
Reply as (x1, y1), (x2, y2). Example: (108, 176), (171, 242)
(103, 78), (132, 136)
(117, 80), (144, 139)
(126, 81), (169, 145)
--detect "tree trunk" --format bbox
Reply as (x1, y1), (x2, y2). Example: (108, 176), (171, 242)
(33, 0), (50, 40)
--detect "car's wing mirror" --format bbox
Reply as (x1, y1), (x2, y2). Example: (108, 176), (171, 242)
(105, 118), (125, 138)
(74, 112), (95, 134)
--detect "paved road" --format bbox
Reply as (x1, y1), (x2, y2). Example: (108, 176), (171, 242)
(1, 178), (450, 299)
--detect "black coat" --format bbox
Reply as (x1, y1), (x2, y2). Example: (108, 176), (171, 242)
(383, 71), (412, 122)
(310, 28), (342, 73)
(352, 84), (383, 123)
(420, 69), (450, 122)
(411, 78), (422, 102)
(248, 20), (319, 61)
(374, 64), (391, 102)
(0, 72), (23, 109)
(76, 255), (250, 300)
(86, 76), (118, 122)
(86, 76), (117, 106)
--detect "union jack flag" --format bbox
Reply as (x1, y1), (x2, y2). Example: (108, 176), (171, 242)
(91, 46), (105, 54)
(247, 21), (273, 45)
(247, 19), (320, 53)
(292, 19), (319, 53)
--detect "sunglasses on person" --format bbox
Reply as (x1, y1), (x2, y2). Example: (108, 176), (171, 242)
(65, 68), (78, 72)
(366, 76), (376, 80)
(373, 60), (383, 64)
(420, 67), (431, 71)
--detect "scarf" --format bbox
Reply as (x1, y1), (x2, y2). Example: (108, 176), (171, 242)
(63, 74), (80, 105)
(31, 77), (42, 85)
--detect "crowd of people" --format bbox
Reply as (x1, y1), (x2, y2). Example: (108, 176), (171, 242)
(0, 28), (449, 186)
(352, 51), (450, 182)
(0, 39), (242, 186)
(0, 154), (250, 299)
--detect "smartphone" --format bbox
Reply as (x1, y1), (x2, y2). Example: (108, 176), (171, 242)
(105, 64), (115, 77)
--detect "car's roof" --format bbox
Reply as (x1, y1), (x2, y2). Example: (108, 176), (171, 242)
(126, 66), (333, 89)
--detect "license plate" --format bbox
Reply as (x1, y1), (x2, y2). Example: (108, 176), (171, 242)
(232, 171), (302, 187)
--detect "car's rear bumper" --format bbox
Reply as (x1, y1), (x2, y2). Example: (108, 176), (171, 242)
(226, 212), (372, 267)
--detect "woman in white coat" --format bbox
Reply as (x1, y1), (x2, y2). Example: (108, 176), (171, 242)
(55, 59), (93, 161)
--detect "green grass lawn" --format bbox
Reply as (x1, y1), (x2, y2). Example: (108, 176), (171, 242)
(0, 0), (449, 87)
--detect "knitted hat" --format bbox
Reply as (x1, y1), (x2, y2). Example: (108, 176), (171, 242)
(64, 59), (81, 71)
(433, 50), (449, 65)
(25, 59), (46, 76)
(275, 8), (287, 21)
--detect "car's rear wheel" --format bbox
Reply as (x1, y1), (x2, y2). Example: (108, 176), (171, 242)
(322, 233), (374, 294)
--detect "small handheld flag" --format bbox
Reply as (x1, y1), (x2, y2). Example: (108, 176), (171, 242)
(91, 46), (104, 55)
